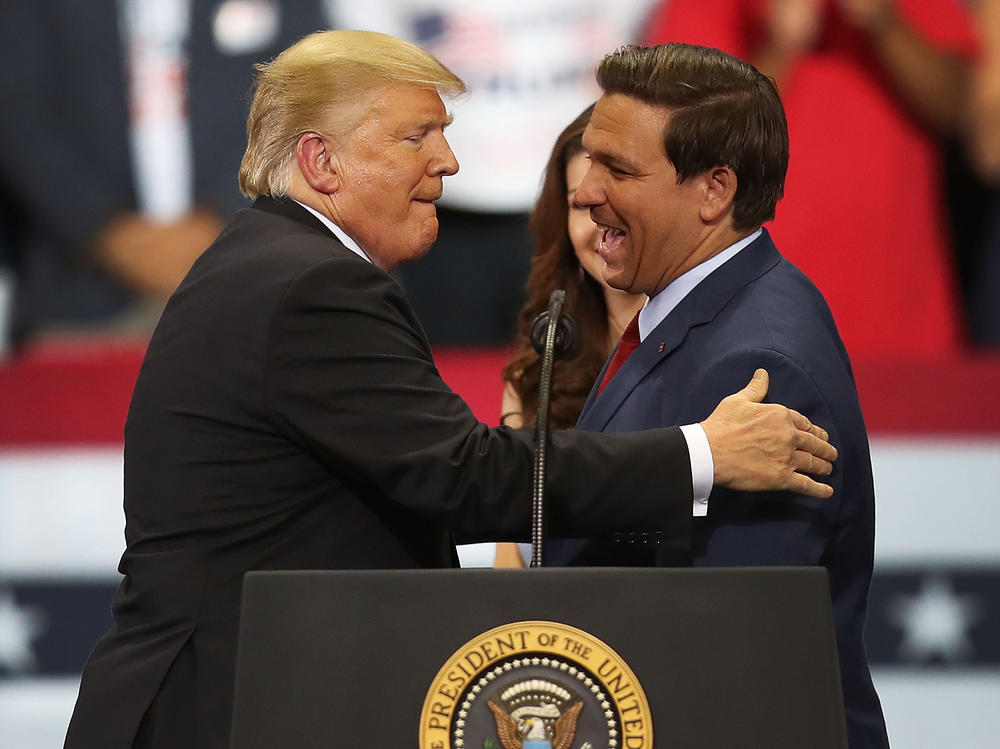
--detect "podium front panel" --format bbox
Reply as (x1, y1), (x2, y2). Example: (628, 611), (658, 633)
(231, 567), (847, 748)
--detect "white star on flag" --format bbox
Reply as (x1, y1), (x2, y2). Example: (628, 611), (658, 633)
(0, 589), (47, 673)
(888, 574), (983, 662)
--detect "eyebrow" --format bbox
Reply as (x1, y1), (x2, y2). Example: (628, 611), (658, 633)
(589, 148), (641, 173)
(395, 114), (453, 143)
(423, 113), (455, 129)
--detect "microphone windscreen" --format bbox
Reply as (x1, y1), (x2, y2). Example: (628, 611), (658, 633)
(530, 310), (578, 359)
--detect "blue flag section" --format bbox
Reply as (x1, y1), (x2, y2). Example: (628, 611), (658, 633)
(867, 567), (1000, 667)
(1, 566), (997, 682)
(0, 582), (116, 678)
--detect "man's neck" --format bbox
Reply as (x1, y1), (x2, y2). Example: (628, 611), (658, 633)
(638, 227), (762, 340)
(605, 287), (647, 347)
(651, 225), (751, 298)
(289, 196), (373, 265)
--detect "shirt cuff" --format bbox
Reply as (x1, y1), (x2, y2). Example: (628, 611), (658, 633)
(680, 423), (713, 517)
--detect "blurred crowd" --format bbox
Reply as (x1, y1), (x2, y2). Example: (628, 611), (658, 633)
(0, 0), (997, 357)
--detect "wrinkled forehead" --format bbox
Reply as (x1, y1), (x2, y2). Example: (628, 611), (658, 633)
(584, 93), (671, 161)
(317, 81), (452, 146)
(359, 82), (453, 128)
(587, 93), (671, 137)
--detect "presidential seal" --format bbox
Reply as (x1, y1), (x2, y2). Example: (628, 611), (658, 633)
(419, 621), (651, 749)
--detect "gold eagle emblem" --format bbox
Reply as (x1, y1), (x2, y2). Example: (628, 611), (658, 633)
(487, 693), (583, 749)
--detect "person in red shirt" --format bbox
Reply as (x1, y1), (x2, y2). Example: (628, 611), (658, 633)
(644, 0), (977, 356)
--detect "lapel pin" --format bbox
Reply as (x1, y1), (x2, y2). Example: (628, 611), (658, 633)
(658, 342), (665, 353)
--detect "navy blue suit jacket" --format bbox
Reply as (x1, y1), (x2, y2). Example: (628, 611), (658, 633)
(550, 230), (889, 749)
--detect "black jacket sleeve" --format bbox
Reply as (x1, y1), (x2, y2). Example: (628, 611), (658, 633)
(264, 256), (693, 548)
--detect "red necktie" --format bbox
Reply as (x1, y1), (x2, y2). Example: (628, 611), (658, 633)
(597, 312), (641, 395)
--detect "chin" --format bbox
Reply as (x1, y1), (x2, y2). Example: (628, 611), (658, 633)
(412, 243), (434, 261)
(603, 272), (632, 294)
(601, 266), (621, 284)
(416, 222), (439, 251)
(395, 237), (434, 268)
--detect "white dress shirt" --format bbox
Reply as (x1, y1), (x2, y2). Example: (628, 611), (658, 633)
(294, 200), (373, 264)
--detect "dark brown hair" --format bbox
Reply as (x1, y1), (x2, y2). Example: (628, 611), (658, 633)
(597, 42), (788, 230)
(501, 104), (612, 429)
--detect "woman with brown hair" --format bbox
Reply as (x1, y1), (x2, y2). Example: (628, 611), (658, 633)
(495, 104), (645, 567)
(500, 103), (644, 431)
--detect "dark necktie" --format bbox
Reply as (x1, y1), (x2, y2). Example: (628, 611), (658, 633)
(597, 312), (641, 396)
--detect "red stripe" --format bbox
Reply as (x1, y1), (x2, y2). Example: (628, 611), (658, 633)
(0, 341), (998, 445)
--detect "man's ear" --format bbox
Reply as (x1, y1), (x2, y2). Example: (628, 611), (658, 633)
(699, 166), (737, 223)
(295, 132), (340, 194)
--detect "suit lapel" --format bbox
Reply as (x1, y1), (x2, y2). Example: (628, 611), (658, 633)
(250, 196), (438, 358)
(577, 303), (696, 431)
(250, 195), (338, 238)
(577, 231), (783, 432)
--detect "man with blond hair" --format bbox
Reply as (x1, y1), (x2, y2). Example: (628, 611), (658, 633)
(64, 31), (836, 749)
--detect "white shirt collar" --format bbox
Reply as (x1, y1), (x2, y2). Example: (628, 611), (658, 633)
(293, 199), (373, 264)
(638, 229), (762, 340)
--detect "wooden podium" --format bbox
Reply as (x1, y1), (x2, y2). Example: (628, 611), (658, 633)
(230, 567), (848, 748)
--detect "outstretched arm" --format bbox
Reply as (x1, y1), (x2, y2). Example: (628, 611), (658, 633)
(842, 0), (970, 134)
(700, 369), (836, 499)
(968, 0), (1000, 179)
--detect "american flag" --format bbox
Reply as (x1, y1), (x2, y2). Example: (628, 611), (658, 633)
(413, 11), (508, 81)
(2, 345), (999, 747)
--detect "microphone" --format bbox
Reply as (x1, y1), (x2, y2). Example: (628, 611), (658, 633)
(530, 301), (578, 360)
(528, 290), (577, 567)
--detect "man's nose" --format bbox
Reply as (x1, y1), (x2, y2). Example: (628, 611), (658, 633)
(574, 164), (602, 206)
(431, 135), (459, 177)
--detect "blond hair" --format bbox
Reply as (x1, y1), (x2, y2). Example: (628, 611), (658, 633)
(239, 30), (467, 199)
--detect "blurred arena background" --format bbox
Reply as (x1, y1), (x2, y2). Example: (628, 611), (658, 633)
(2, 0), (999, 746)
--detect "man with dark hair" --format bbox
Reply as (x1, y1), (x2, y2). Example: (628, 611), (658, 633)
(549, 43), (889, 749)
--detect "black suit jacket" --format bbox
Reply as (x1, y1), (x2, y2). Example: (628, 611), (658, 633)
(64, 197), (694, 749)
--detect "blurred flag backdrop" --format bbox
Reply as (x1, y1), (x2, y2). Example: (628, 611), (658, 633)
(1, 342), (998, 747)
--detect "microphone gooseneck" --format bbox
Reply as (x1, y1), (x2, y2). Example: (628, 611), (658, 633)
(529, 289), (577, 567)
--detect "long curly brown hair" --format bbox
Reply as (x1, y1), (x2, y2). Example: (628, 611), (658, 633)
(501, 104), (613, 429)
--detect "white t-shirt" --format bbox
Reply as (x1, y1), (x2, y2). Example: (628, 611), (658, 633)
(332, 0), (657, 212)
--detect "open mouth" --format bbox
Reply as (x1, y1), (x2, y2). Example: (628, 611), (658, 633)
(598, 225), (626, 254)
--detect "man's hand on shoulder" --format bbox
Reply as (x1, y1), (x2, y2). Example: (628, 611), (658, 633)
(700, 369), (837, 499)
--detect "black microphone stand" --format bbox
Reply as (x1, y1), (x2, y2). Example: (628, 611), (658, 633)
(528, 289), (577, 567)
